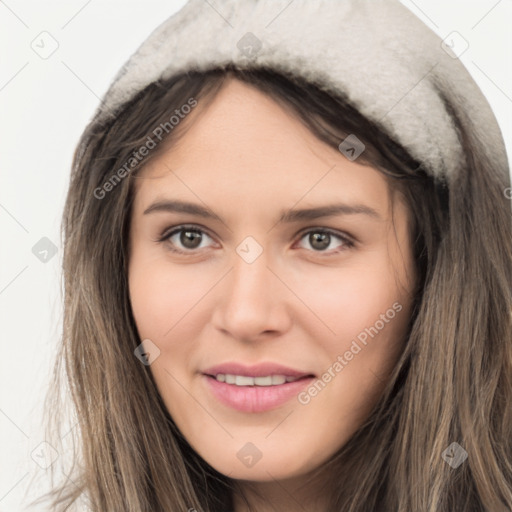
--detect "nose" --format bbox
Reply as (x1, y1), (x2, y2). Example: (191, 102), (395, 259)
(211, 246), (292, 343)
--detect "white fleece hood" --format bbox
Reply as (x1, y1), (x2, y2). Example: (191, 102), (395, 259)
(92, 0), (508, 184)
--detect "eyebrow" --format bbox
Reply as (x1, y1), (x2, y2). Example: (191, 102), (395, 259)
(143, 199), (381, 222)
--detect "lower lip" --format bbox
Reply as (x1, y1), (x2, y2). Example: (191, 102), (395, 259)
(203, 375), (315, 413)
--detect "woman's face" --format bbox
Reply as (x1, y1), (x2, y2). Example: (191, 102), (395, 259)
(128, 78), (416, 482)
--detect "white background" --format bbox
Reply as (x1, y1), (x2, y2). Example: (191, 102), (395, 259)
(1, 1), (511, 510)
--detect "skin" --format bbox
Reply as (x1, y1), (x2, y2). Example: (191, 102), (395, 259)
(128, 78), (416, 511)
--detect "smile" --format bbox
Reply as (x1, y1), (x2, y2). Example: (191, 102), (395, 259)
(202, 363), (315, 413)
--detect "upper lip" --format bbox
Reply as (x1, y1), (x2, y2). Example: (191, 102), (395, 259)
(202, 362), (315, 378)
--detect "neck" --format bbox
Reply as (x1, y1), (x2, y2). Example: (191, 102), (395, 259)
(232, 472), (330, 512)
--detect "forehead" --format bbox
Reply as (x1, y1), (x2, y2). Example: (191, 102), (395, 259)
(132, 78), (394, 218)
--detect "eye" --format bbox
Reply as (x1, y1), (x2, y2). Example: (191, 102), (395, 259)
(295, 228), (354, 254)
(157, 225), (354, 255)
(158, 225), (216, 254)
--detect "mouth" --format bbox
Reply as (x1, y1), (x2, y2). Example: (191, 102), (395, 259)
(202, 362), (316, 413)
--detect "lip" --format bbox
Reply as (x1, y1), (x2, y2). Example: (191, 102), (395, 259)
(202, 362), (315, 413)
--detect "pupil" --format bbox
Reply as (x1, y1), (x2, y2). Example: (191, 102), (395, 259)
(181, 230), (201, 249)
(310, 232), (329, 250)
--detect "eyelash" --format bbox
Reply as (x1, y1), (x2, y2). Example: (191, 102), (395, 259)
(156, 224), (355, 256)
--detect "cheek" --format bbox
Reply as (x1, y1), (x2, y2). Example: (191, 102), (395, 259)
(288, 257), (411, 407)
(128, 259), (209, 418)
(285, 256), (409, 346)
(129, 258), (209, 340)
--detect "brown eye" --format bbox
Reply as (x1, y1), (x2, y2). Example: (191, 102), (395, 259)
(179, 229), (203, 249)
(309, 232), (330, 251)
(160, 225), (215, 253)
(297, 229), (353, 253)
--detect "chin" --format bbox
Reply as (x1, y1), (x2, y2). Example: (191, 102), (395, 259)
(198, 441), (327, 482)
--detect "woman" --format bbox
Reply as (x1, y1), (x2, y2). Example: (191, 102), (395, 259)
(36, 1), (512, 510)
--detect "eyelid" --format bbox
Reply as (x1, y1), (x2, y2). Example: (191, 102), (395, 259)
(294, 226), (356, 244)
(158, 223), (213, 240)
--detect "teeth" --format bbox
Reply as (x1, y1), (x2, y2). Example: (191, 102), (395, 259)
(214, 374), (302, 386)
(271, 375), (286, 385)
(254, 376), (272, 386)
(235, 375), (254, 386)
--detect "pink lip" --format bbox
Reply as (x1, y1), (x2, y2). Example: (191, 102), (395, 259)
(202, 362), (315, 413)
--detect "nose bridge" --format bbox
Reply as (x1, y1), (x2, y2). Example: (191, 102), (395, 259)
(213, 241), (289, 339)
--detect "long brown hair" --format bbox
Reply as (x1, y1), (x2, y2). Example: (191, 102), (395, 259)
(32, 66), (512, 511)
